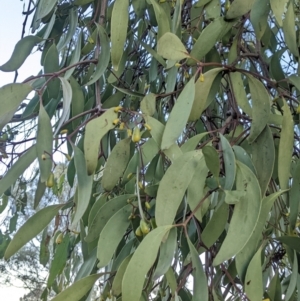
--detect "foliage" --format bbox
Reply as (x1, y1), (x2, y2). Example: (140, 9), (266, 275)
(1, 0), (300, 300)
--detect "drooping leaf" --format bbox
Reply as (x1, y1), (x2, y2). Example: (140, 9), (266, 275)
(153, 227), (177, 279)
(140, 94), (156, 116)
(36, 104), (53, 183)
(278, 99), (294, 190)
(47, 233), (70, 287)
(270, 0), (289, 27)
(251, 125), (275, 196)
(246, 74), (270, 144)
(122, 226), (173, 301)
(187, 237), (208, 301)
(235, 190), (287, 281)
(102, 137), (131, 191)
(161, 76), (195, 150)
(188, 18), (234, 65)
(186, 157), (209, 222)
(284, 251), (298, 301)
(0, 36), (41, 72)
(4, 204), (63, 259)
(180, 132), (208, 153)
(289, 160), (300, 229)
(0, 145), (37, 197)
(224, 190), (246, 205)
(244, 247), (263, 301)
(250, 0), (269, 40)
(54, 77), (73, 136)
(111, 0), (129, 71)
(0, 83), (32, 120)
(35, 0), (58, 21)
(157, 32), (189, 61)
(155, 150), (203, 226)
(220, 134), (236, 190)
(112, 255), (132, 296)
(86, 194), (135, 243)
(97, 204), (132, 268)
(51, 274), (103, 301)
(86, 24), (110, 85)
(213, 161), (261, 265)
(72, 145), (93, 227)
(225, 0), (255, 20)
(84, 108), (118, 175)
(143, 115), (165, 147)
(282, 1), (298, 57)
(202, 145), (220, 180)
(201, 201), (229, 249)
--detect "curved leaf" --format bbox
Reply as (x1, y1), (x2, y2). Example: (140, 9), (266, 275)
(161, 76), (195, 150)
(111, 0), (129, 71)
(0, 36), (41, 72)
(157, 32), (189, 61)
(4, 204), (63, 260)
(122, 226), (173, 301)
(84, 108), (118, 175)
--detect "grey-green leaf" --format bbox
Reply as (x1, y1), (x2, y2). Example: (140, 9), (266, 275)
(0, 36), (41, 72)
(4, 204), (63, 260)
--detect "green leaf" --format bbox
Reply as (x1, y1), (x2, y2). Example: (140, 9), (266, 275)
(47, 233), (70, 287)
(112, 255), (132, 296)
(153, 228), (177, 279)
(188, 18), (234, 65)
(186, 158), (209, 222)
(97, 204), (132, 268)
(220, 134), (236, 190)
(278, 99), (294, 190)
(50, 274), (103, 301)
(202, 145), (220, 180)
(0, 83), (32, 121)
(180, 132), (208, 153)
(0, 36), (41, 72)
(276, 236), (300, 253)
(289, 160), (300, 229)
(189, 69), (222, 121)
(4, 204), (63, 259)
(69, 76), (85, 129)
(224, 190), (246, 205)
(157, 32), (189, 61)
(64, 33), (82, 79)
(0, 145), (37, 196)
(102, 137), (131, 191)
(250, 0), (269, 40)
(246, 74), (270, 144)
(163, 144), (183, 162)
(283, 2), (298, 56)
(143, 115), (165, 147)
(111, 0), (129, 71)
(161, 77), (195, 150)
(225, 0), (255, 20)
(232, 145), (256, 175)
(270, 0), (289, 27)
(86, 24), (110, 85)
(285, 251), (298, 301)
(244, 247), (263, 301)
(74, 249), (97, 281)
(251, 125), (275, 196)
(141, 94), (156, 116)
(72, 145), (93, 226)
(213, 161), (261, 266)
(148, 0), (171, 39)
(39, 228), (50, 267)
(54, 77), (73, 136)
(155, 150), (203, 226)
(201, 201), (229, 249)
(35, 0), (58, 21)
(236, 190), (287, 281)
(187, 237), (208, 301)
(84, 108), (118, 175)
(122, 226), (173, 301)
(37, 104), (53, 183)
(86, 194), (134, 243)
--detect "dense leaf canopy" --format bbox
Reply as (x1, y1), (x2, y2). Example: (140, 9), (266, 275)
(1, 0), (300, 300)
